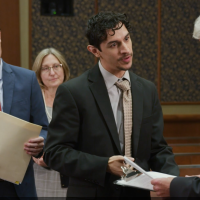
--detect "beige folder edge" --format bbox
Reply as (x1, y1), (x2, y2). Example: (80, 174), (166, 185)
(0, 111), (42, 185)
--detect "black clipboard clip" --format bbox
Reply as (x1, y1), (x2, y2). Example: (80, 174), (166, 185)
(121, 166), (142, 181)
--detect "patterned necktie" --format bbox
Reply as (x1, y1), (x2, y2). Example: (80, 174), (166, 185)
(115, 79), (132, 157)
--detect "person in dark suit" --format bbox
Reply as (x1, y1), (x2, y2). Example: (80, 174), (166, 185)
(44, 11), (179, 198)
(151, 15), (200, 198)
(0, 30), (48, 198)
(151, 176), (200, 197)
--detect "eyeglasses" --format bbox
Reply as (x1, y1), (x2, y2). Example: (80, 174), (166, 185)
(41, 64), (62, 73)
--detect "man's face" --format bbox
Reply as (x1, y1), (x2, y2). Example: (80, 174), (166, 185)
(98, 24), (133, 77)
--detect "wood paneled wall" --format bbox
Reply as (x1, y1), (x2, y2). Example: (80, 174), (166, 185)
(0, 0), (20, 66)
(164, 115), (200, 137)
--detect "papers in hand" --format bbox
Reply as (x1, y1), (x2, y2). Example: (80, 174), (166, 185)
(0, 111), (42, 185)
(114, 156), (176, 191)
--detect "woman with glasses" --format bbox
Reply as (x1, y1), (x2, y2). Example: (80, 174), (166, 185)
(32, 47), (70, 197)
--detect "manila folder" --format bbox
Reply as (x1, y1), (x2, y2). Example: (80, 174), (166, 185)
(0, 111), (42, 184)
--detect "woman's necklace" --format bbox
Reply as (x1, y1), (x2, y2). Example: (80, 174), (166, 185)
(42, 90), (52, 121)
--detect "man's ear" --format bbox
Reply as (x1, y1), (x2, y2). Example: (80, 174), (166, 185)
(87, 45), (100, 58)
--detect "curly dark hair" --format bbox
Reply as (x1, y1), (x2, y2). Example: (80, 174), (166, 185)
(86, 11), (131, 51)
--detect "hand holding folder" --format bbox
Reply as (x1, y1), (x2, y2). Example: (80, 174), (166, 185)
(114, 156), (176, 191)
(0, 111), (42, 185)
(24, 136), (44, 156)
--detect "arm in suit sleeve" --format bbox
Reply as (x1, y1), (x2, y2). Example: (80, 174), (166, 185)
(148, 84), (179, 176)
(30, 73), (48, 157)
(44, 84), (109, 187)
(170, 177), (200, 197)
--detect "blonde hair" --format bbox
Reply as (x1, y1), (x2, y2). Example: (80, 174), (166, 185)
(32, 48), (70, 89)
(193, 16), (200, 39)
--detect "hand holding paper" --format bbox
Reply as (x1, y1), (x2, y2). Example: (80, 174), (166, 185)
(151, 177), (174, 197)
(107, 156), (135, 177)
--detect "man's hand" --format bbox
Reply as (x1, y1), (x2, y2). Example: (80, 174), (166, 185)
(24, 136), (44, 156)
(151, 177), (174, 198)
(32, 155), (48, 167)
(107, 155), (134, 177)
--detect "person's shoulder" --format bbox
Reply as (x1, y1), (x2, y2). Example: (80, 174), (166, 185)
(8, 64), (34, 76)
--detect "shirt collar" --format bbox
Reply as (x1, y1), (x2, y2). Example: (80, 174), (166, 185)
(0, 58), (2, 80)
(99, 60), (130, 90)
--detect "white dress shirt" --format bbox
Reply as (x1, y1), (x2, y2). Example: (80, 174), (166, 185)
(0, 58), (3, 111)
(99, 61), (131, 153)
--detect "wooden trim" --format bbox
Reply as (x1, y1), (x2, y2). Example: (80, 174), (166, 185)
(157, 0), (161, 100)
(161, 102), (200, 105)
(29, 0), (32, 70)
(95, 0), (98, 14)
(164, 114), (200, 122)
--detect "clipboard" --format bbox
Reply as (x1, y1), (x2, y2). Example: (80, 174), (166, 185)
(114, 156), (176, 191)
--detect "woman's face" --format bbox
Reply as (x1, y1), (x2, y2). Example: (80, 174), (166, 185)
(40, 54), (64, 90)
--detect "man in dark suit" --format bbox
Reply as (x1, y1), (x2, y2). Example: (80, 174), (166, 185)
(151, 176), (200, 197)
(44, 11), (179, 198)
(0, 31), (48, 198)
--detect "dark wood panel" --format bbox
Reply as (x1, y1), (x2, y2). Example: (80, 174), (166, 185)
(175, 154), (200, 165)
(171, 145), (200, 153)
(180, 168), (200, 177)
(166, 137), (200, 144)
(164, 115), (200, 137)
(164, 115), (200, 122)
(0, 0), (20, 66)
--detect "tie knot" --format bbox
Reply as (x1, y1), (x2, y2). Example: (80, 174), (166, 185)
(115, 79), (130, 91)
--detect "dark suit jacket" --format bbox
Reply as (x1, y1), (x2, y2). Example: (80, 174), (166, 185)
(2, 60), (48, 198)
(44, 64), (179, 198)
(170, 177), (200, 197)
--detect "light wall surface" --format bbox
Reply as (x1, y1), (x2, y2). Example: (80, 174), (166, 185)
(162, 105), (200, 114)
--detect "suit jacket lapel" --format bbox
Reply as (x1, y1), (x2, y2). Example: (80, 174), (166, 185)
(2, 61), (15, 114)
(88, 65), (122, 155)
(130, 72), (143, 157)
